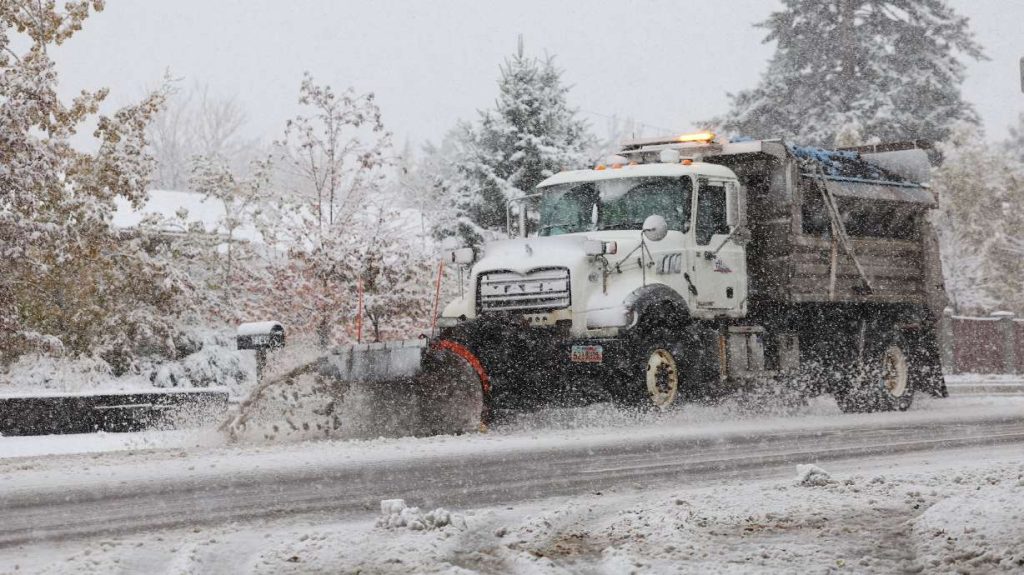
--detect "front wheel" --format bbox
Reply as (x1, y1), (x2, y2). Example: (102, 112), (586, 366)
(645, 345), (681, 409)
(611, 324), (689, 410)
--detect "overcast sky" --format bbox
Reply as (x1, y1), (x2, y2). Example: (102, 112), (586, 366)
(53, 0), (1023, 150)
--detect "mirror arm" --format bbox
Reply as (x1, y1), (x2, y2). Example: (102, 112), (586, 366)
(710, 224), (749, 257)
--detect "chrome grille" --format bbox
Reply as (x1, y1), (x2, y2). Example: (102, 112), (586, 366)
(478, 268), (571, 313)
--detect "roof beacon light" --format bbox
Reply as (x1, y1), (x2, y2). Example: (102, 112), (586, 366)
(677, 131), (715, 143)
(659, 149), (681, 164)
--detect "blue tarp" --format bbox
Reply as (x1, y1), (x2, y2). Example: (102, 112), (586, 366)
(788, 144), (907, 183)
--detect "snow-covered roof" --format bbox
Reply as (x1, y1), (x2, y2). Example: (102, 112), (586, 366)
(112, 190), (437, 252)
(112, 190), (263, 242)
(538, 162), (736, 188)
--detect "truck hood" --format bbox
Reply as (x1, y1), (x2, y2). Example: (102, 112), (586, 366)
(450, 233), (648, 325)
(475, 235), (588, 274)
(473, 234), (643, 274)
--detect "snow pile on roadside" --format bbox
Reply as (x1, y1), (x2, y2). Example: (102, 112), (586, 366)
(913, 471), (1024, 572)
(795, 463), (832, 486)
(0, 429), (215, 459)
(147, 331), (252, 396)
(0, 354), (114, 394)
(376, 499), (465, 531)
(243, 458), (1024, 574)
(4, 440), (1023, 573)
(0, 329), (253, 397)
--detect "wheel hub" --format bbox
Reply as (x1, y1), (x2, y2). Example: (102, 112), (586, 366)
(881, 345), (908, 398)
(645, 349), (678, 409)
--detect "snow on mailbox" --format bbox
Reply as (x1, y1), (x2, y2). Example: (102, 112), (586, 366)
(236, 321), (285, 350)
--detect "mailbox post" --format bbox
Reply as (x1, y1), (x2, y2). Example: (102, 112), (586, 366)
(237, 321), (286, 383)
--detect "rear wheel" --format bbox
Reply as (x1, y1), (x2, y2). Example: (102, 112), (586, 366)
(835, 332), (916, 413)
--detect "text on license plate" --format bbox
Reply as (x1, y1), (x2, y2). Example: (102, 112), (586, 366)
(570, 345), (603, 363)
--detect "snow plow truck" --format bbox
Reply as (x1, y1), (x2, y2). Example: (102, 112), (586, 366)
(318, 133), (948, 433)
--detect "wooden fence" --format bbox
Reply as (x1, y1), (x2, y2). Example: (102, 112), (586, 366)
(940, 310), (1022, 375)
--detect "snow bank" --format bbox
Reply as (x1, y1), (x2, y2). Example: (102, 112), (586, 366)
(376, 499), (464, 531)
(16, 452), (1020, 574)
(795, 463), (832, 486)
(0, 329), (253, 398)
(0, 429), (212, 459)
(912, 471), (1024, 572)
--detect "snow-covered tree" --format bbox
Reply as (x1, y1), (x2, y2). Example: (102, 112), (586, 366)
(711, 0), (985, 147)
(0, 1), (194, 370)
(271, 74), (393, 347)
(187, 154), (275, 309)
(148, 83), (260, 189)
(401, 129), (476, 242)
(360, 203), (438, 342)
(986, 151), (1024, 313)
(450, 45), (591, 244)
(588, 115), (655, 166)
(1002, 112), (1024, 165)
(930, 124), (1024, 314)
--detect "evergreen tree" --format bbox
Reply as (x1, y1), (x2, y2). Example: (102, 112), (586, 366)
(712, 0), (985, 147)
(452, 44), (591, 243)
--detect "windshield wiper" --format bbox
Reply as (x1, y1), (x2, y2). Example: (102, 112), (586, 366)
(600, 221), (644, 231)
(540, 222), (580, 232)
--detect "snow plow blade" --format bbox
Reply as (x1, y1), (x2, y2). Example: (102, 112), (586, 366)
(322, 338), (489, 435)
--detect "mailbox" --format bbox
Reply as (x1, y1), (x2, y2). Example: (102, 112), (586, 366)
(236, 321), (285, 350)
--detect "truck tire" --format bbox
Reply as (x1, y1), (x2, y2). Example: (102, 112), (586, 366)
(616, 323), (688, 410)
(835, 332), (916, 413)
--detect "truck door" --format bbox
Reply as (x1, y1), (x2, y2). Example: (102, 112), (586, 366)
(690, 178), (747, 317)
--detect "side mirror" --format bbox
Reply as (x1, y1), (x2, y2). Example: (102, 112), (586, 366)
(642, 215), (668, 242)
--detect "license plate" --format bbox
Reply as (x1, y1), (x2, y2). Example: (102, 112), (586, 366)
(571, 345), (603, 363)
(251, 334), (270, 346)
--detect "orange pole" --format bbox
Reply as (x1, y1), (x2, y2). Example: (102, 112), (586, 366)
(431, 260), (445, 336)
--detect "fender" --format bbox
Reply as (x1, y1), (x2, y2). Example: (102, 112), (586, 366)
(623, 283), (690, 323)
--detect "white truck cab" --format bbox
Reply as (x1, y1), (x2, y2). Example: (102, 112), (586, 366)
(440, 138), (748, 340)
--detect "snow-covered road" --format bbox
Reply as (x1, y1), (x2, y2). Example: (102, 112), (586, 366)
(1, 395), (1021, 558)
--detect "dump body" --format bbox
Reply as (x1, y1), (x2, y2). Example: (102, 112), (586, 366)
(620, 138), (946, 315)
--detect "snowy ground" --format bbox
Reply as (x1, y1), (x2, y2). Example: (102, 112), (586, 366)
(0, 392), (1021, 574)
(3, 445), (1021, 574)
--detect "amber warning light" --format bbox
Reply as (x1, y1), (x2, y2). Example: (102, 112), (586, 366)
(676, 131), (716, 143)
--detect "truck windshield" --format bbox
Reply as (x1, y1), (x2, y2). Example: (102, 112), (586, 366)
(538, 176), (692, 236)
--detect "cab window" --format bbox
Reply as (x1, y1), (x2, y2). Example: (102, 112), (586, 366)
(696, 179), (729, 245)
